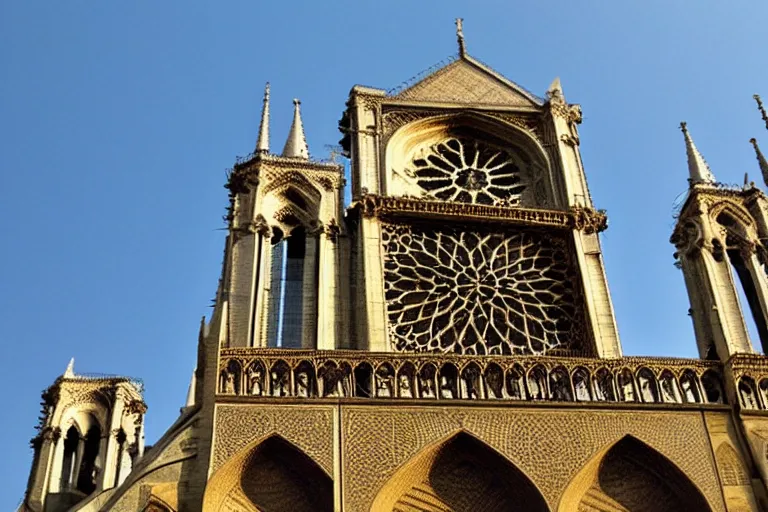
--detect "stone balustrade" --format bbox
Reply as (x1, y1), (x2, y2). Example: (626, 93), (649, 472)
(217, 349), (727, 406)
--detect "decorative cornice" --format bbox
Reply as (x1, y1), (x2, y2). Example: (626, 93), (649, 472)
(350, 194), (607, 233)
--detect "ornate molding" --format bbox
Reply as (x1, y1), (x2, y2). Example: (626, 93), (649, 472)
(351, 194), (607, 233)
(216, 348), (725, 406)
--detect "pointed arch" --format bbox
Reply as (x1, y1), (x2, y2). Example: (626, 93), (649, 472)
(203, 434), (332, 512)
(716, 443), (750, 486)
(558, 435), (711, 512)
(372, 431), (548, 512)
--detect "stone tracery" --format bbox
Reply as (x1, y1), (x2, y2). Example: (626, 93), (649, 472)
(408, 137), (526, 205)
(382, 223), (583, 355)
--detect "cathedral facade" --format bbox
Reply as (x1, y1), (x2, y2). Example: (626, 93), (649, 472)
(19, 23), (768, 512)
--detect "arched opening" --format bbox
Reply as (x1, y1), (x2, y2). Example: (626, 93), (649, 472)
(76, 424), (100, 494)
(636, 368), (658, 404)
(203, 434), (332, 512)
(60, 425), (80, 490)
(240, 436), (333, 512)
(559, 436), (711, 512)
(372, 431), (548, 511)
(353, 362), (373, 398)
(271, 227), (319, 349)
(717, 211), (768, 352)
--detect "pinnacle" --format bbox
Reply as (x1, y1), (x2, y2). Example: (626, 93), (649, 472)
(281, 99), (309, 159)
(680, 122), (716, 186)
(255, 82), (270, 154)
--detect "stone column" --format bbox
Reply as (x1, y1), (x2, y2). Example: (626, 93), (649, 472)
(26, 427), (60, 510)
(100, 390), (126, 490)
(301, 235), (319, 349)
(317, 227), (340, 349)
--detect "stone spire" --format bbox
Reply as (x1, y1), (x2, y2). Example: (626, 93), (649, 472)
(680, 122), (716, 185)
(63, 358), (75, 378)
(546, 77), (564, 102)
(750, 138), (768, 187)
(255, 82), (270, 154)
(281, 99), (309, 159)
(185, 369), (197, 408)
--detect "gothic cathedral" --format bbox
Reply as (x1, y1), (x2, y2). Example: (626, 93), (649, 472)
(19, 22), (768, 512)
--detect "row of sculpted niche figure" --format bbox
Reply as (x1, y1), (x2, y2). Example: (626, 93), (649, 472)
(219, 360), (725, 405)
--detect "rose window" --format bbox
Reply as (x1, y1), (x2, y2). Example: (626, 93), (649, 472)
(382, 224), (583, 355)
(410, 137), (526, 205)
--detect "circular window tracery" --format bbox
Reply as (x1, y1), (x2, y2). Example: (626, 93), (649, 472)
(382, 223), (584, 355)
(409, 137), (526, 205)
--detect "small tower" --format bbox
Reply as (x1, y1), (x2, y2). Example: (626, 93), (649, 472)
(23, 360), (146, 512)
(672, 123), (768, 359)
(211, 89), (346, 350)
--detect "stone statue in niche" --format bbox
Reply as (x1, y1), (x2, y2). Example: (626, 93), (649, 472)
(550, 372), (572, 401)
(507, 372), (524, 400)
(295, 371), (311, 398)
(461, 367), (481, 399)
(574, 375), (591, 401)
(375, 366), (394, 398)
(703, 375), (724, 404)
(528, 371), (546, 400)
(638, 374), (656, 403)
(681, 378), (697, 403)
(485, 368), (505, 399)
(398, 373), (413, 398)
(271, 369), (289, 397)
(740, 381), (758, 409)
(439, 373), (457, 399)
(320, 364), (350, 398)
(247, 365), (263, 396)
(419, 371), (436, 398)
(223, 370), (236, 395)
(618, 373), (635, 402)
(660, 376), (680, 403)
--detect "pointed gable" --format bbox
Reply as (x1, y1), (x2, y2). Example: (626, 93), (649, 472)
(393, 56), (542, 107)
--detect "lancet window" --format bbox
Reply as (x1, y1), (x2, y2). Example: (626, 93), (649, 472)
(266, 227), (319, 349)
(716, 211), (768, 352)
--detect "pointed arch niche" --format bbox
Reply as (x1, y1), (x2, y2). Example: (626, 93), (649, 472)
(371, 431), (548, 512)
(558, 435), (711, 512)
(714, 206), (768, 353)
(203, 434), (332, 512)
(384, 114), (558, 209)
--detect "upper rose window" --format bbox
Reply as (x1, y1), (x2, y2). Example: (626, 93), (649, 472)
(408, 137), (526, 205)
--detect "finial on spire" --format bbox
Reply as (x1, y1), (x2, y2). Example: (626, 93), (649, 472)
(750, 137), (768, 187)
(282, 99), (309, 159)
(64, 358), (75, 378)
(755, 94), (768, 131)
(455, 18), (466, 57)
(255, 82), (270, 154)
(680, 122), (716, 186)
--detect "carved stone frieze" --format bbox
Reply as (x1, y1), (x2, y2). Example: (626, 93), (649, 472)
(351, 194), (608, 233)
(216, 348), (725, 407)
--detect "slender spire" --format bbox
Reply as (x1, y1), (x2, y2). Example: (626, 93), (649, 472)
(750, 138), (768, 187)
(255, 82), (270, 154)
(64, 358), (75, 378)
(755, 94), (768, 131)
(546, 77), (564, 102)
(282, 99), (309, 159)
(455, 18), (466, 58)
(185, 369), (197, 408)
(680, 122), (716, 185)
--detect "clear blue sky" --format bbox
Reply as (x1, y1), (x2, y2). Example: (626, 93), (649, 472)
(1, 1), (767, 506)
